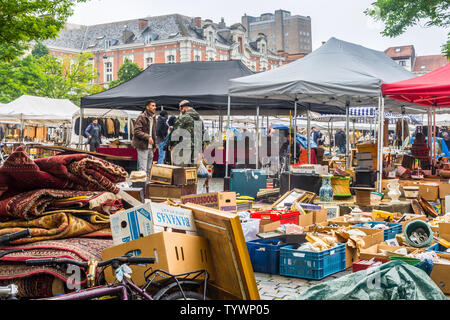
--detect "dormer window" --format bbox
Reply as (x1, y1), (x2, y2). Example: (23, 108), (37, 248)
(395, 48), (401, 53)
(105, 39), (112, 49)
(208, 31), (214, 46)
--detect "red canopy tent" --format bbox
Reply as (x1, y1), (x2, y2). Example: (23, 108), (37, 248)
(382, 63), (450, 107)
(382, 62), (450, 164)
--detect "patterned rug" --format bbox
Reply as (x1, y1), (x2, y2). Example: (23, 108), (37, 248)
(0, 238), (113, 298)
(0, 210), (110, 244)
(0, 146), (127, 200)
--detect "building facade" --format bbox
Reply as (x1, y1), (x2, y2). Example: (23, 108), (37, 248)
(242, 9), (312, 55)
(43, 14), (291, 87)
(385, 45), (448, 74)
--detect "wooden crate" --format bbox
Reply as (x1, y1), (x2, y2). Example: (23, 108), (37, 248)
(146, 183), (197, 199)
(150, 164), (197, 185)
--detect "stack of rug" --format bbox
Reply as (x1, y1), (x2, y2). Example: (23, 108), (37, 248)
(0, 146), (128, 298)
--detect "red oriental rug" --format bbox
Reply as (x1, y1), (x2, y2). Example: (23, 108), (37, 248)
(0, 146), (127, 199)
(0, 238), (113, 298)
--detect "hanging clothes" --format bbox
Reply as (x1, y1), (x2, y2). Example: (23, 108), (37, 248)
(106, 118), (115, 136)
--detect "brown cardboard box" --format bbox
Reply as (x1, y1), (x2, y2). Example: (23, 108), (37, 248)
(418, 182), (439, 202)
(430, 262), (450, 294)
(439, 181), (450, 199)
(102, 232), (214, 286)
(327, 215), (353, 227)
(259, 220), (281, 233)
(359, 243), (418, 261)
(439, 223), (450, 242)
(181, 192), (237, 213)
(146, 183), (197, 199)
(298, 213), (314, 227)
(313, 209), (328, 224)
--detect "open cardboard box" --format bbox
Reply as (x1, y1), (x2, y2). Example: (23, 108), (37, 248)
(259, 220), (281, 233)
(359, 243), (419, 261)
(439, 222), (450, 242)
(102, 231), (214, 286)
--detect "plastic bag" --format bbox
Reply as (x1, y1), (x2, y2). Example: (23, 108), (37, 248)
(197, 162), (211, 178)
(241, 219), (260, 242)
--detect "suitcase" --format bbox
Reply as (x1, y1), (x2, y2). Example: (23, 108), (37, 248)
(229, 169), (267, 199)
(280, 172), (322, 195)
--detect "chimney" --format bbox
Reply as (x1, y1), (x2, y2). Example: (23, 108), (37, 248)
(219, 17), (225, 29)
(321, 41), (326, 45)
(194, 17), (202, 28)
(138, 19), (148, 30)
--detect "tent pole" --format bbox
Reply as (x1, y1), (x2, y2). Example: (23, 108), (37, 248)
(330, 120), (333, 154)
(78, 107), (84, 149)
(328, 121), (331, 154)
(307, 104), (311, 164)
(352, 119), (356, 149)
(377, 95), (385, 193)
(345, 102), (350, 169)
(401, 107), (405, 151)
(293, 99), (297, 163)
(225, 95), (231, 179)
(433, 105), (436, 163)
(256, 105), (260, 169)
(127, 116), (131, 141)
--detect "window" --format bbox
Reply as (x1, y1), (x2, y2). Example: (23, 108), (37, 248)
(399, 60), (406, 66)
(105, 61), (113, 82)
(123, 55), (134, 63)
(105, 39), (112, 49)
(195, 55), (201, 61)
(167, 55), (175, 63)
(208, 31), (214, 47)
(395, 48), (401, 53)
(209, 57), (214, 61)
(144, 34), (151, 45)
(145, 56), (153, 67)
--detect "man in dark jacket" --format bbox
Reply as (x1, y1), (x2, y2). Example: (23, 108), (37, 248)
(170, 100), (204, 166)
(132, 100), (157, 175)
(335, 129), (346, 154)
(156, 110), (169, 164)
(84, 118), (103, 152)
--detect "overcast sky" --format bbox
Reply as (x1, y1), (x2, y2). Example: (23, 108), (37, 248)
(68, 0), (448, 56)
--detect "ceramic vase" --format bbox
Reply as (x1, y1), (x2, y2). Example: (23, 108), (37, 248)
(387, 179), (401, 203)
(319, 175), (334, 202)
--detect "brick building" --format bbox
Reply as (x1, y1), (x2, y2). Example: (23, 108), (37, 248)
(242, 9), (312, 55)
(43, 14), (291, 87)
(384, 45), (448, 74)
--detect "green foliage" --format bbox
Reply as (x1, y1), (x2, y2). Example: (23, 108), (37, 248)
(108, 58), (142, 89)
(0, 52), (102, 105)
(365, 0), (450, 57)
(0, 0), (88, 61)
(32, 42), (50, 58)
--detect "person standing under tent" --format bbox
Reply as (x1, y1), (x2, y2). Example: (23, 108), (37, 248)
(156, 110), (169, 164)
(311, 127), (319, 145)
(84, 118), (103, 152)
(132, 100), (157, 175)
(335, 129), (346, 154)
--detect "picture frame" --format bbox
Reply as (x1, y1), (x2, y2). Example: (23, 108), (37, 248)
(271, 188), (312, 209)
(320, 203), (340, 220)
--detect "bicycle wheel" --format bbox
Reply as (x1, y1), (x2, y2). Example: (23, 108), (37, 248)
(161, 290), (209, 300)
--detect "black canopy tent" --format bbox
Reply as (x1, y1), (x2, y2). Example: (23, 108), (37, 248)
(80, 60), (345, 114)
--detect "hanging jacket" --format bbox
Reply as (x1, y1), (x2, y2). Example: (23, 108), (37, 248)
(156, 115), (169, 144)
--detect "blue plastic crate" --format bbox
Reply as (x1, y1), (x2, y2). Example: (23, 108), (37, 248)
(246, 239), (291, 274)
(426, 243), (449, 253)
(353, 221), (402, 241)
(279, 243), (346, 280)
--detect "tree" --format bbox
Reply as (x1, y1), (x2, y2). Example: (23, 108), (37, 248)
(0, 0), (88, 61)
(365, 0), (450, 58)
(0, 52), (102, 105)
(108, 58), (143, 89)
(32, 42), (50, 58)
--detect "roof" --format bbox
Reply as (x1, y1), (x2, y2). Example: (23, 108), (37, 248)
(413, 55), (449, 73)
(43, 14), (205, 51)
(384, 45), (415, 59)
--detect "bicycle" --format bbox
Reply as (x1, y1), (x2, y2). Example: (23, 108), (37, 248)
(25, 256), (210, 300)
(0, 228), (32, 300)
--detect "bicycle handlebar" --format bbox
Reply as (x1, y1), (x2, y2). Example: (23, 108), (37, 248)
(25, 256), (156, 268)
(0, 229), (31, 245)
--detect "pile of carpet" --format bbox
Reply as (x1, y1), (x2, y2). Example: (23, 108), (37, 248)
(0, 146), (128, 298)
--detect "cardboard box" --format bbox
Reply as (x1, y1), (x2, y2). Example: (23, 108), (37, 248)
(102, 232), (214, 285)
(146, 183), (197, 199)
(110, 203), (153, 245)
(439, 223), (450, 242)
(259, 220), (281, 233)
(150, 164), (197, 185)
(122, 187), (145, 203)
(359, 243), (418, 261)
(439, 181), (450, 199)
(418, 182), (439, 202)
(110, 202), (197, 245)
(430, 262), (450, 294)
(298, 212), (314, 228)
(313, 208), (328, 224)
(181, 192), (237, 213)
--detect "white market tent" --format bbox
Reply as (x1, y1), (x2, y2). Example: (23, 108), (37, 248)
(228, 37), (422, 192)
(0, 95), (79, 123)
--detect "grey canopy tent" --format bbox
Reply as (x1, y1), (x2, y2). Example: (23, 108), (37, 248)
(228, 37), (418, 191)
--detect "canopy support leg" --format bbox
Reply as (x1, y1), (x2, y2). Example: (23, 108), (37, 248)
(377, 95), (385, 193)
(345, 102), (350, 169)
(225, 95), (231, 179)
(293, 99), (298, 163)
